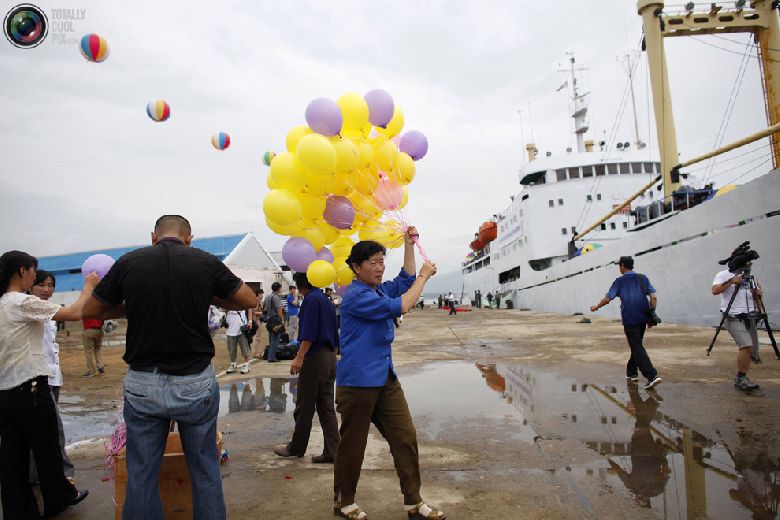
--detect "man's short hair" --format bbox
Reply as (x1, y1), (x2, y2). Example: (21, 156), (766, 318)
(271, 282), (282, 292)
(154, 215), (191, 236)
(347, 241), (386, 272)
(292, 273), (313, 290)
(288, 285), (297, 290)
(324, 287), (333, 294)
(618, 256), (634, 270)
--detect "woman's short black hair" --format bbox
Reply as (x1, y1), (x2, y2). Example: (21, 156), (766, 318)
(292, 272), (313, 290)
(347, 241), (386, 272)
(0, 250), (38, 295)
(34, 269), (55, 287)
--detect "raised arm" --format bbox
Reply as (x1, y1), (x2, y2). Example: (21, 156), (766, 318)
(55, 273), (102, 321)
(402, 226), (418, 276)
(400, 261), (437, 314)
(212, 283), (257, 310)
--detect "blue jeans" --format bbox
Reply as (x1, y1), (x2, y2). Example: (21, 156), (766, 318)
(268, 332), (281, 361)
(122, 365), (224, 520)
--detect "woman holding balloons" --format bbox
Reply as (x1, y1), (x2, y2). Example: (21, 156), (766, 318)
(0, 250), (98, 518)
(333, 227), (445, 520)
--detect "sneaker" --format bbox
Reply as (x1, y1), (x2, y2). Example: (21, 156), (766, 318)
(626, 375), (639, 383)
(240, 362), (250, 374)
(734, 375), (760, 391)
(97, 366), (105, 374)
(81, 371), (94, 378)
(226, 363), (237, 374)
(644, 377), (662, 390)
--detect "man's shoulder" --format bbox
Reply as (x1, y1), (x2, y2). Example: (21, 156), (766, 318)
(713, 269), (732, 283)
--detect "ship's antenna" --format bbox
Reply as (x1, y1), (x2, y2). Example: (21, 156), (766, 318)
(559, 53), (590, 153)
(516, 109), (527, 164)
(617, 51), (644, 150)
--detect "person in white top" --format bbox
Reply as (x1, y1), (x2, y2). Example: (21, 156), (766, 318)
(0, 250), (97, 518)
(712, 249), (764, 391)
(225, 310), (251, 374)
(29, 270), (75, 480)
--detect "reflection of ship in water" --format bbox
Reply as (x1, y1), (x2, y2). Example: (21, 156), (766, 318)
(222, 378), (291, 415)
(476, 363), (779, 519)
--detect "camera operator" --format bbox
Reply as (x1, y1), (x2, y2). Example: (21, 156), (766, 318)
(712, 246), (763, 391)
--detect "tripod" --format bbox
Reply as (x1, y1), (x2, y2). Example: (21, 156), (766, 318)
(706, 276), (779, 360)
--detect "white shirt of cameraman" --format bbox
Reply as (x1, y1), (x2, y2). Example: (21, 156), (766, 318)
(712, 270), (759, 315)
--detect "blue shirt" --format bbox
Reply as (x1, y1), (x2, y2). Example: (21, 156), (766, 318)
(287, 294), (300, 317)
(337, 269), (416, 387)
(606, 271), (655, 326)
(297, 289), (338, 355)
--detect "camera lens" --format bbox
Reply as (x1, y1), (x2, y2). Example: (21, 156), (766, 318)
(4, 4), (48, 48)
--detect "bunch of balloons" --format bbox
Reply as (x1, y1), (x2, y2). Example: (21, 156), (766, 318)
(263, 90), (429, 289)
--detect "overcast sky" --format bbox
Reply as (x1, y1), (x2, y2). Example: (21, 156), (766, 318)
(0, 0), (772, 274)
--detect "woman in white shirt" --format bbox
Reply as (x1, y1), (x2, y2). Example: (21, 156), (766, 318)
(30, 270), (75, 480)
(0, 251), (97, 518)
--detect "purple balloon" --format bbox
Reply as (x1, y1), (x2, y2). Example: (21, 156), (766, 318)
(305, 97), (343, 136)
(316, 247), (334, 263)
(364, 89), (395, 128)
(399, 130), (428, 161)
(81, 254), (115, 279)
(282, 237), (317, 272)
(335, 284), (349, 297)
(323, 195), (355, 230)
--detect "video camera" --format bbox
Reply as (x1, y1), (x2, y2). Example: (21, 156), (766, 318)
(719, 241), (759, 273)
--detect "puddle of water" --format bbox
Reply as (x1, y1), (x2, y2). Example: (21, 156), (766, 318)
(59, 401), (121, 444)
(399, 361), (780, 520)
(218, 377), (296, 416)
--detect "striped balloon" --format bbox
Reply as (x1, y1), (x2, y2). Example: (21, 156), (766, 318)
(79, 33), (109, 63)
(146, 100), (171, 122)
(212, 132), (230, 151)
(262, 151), (275, 166)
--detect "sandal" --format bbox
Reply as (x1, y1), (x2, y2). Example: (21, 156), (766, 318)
(333, 504), (368, 519)
(407, 502), (446, 519)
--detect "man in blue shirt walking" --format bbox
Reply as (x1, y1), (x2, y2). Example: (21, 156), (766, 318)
(591, 256), (662, 390)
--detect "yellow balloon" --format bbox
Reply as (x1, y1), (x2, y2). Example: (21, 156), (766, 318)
(358, 220), (383, 242)
(267, 175), (279, 190)
(375, 139), (399, 172)
(400, 186), (409, 208)
(317, 220), (340, 245)
(270, 152), (307, 192)
(330, 136), (359, 174)
(297, 192), (326, 220)
(297, 133), (337, 175)
(286, 125), (312, 153)
(307, 260), (337, 288)
(377, 106), (404, 137)
(266, 218), (303, 236)
(336, 264), (354, 286)
(351, 169), (379, 195)
(305, 171), (335, 196)
(331, 172), (353, 197)
(356, 142), (375, 170)
(397, 152), (416, 184)
(348, 190), (380, 219)
(263, 189), (302, 226)
(331, 237), (355, 259)
(296, 223), (326, 251)
(337, 93), (370, 132)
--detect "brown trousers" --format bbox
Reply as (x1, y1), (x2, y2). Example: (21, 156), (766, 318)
(334, 376), (422, 506)
(82, 328), (104, 373)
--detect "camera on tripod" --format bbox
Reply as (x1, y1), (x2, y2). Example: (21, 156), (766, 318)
(719, 241), (760, 278)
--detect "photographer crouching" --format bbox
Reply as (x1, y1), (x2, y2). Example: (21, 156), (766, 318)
(711, 243), (764, 391)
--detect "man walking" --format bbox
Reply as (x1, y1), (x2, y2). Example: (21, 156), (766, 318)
(83, 215), (257, 520)
(287, 285), (301, 342)
(81, 318), (104, 377)
(274, 272), (339, 462)
(486, 292), (493, 308)
(225, 310), (251, 374)
(264, 282), (284, 363)
(447, 292), (457, 316)
(591, 256), (662, 390)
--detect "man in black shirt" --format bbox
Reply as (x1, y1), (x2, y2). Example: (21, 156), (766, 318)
(83, 215), (256, 520)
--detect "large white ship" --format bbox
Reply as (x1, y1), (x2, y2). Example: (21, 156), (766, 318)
(461, 0), (780, 328)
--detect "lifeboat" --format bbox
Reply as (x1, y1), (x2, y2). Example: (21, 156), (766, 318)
(470, 238), (486, 251)
(478, 221), (497, 243)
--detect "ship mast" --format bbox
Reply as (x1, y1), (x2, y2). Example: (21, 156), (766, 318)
(567, 55), (590, 153)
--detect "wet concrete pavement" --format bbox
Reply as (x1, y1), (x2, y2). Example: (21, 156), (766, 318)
(52, 308), (779, 519)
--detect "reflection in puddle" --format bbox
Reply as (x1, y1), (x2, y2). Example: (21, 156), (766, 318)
(218, 377), (297, 417)
(468, 362), (780, 520)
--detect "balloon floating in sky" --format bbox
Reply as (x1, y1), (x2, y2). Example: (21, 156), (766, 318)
(262, 151), (276, 166)
(212, 132), (230, 151)
(81, 254), (114, 279)
(79, 33), (109, 63)
(146, 100), (171, 122)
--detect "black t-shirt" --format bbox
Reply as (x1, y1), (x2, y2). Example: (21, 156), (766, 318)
(93, 238), (242, 375)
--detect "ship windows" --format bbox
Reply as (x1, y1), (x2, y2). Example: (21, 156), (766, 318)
(654, 162), (661, 173)
(558, 198), (564, 206)
(631, 162), (643, 174)
(610, 222), (617, 230)
(586, 194), (593, 201)
(619, 163), (631, 174)
(595, 164), (606, 176)
(571, 226), (576, 234)
(556, 169), (567, 181)
(548, 200), (554, 208)
(608, 163), (618, 175)
(623, 222), (628, 229)
(597, 193), (602, 201)
(582, 165), (593, 177)
(643, 162), (654, 174)
(561, 228), (567, 235)
(568, 167), (580, 179)
(600, 223), (607, 230)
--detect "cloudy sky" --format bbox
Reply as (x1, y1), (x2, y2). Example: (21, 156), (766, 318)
(0, 0), (772, 274)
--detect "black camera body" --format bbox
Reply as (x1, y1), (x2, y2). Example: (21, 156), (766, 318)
(720, 241), (760, 272)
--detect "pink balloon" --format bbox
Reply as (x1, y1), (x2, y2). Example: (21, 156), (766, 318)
(374, 179), (403, 210)
(81, 254), (114, 279)
(323, 195), (355, 230)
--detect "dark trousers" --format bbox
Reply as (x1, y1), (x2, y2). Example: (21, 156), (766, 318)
(624, 324), (657, 380)
(0, 377), (77, 519)
(287, 349), (340, 457)
(334, 376), (422, 506)
(449, 302), (456, 315)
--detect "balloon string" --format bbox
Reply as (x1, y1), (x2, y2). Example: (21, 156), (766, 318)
(411, 235), (430, 263)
